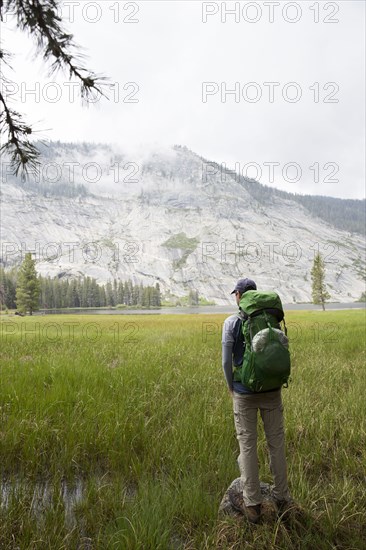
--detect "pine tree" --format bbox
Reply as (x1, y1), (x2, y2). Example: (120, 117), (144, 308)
(15, 253), (41, 315)
(53, 278), (62, 308)
(0, 281), (5, 308)
(0, 268), (17, 308)
(42, 277), (53, 308)
(113, 279), (118, 305)
(188, 289), (199, 306)
(138, 283), (144, 306)
(117, 280), (124, 305)
(61, 279), (69, 308)
(105, 281), (115, 306)
(125, 280), (133, 306)
(82, 277), (91, 307)
(142, 287), (151, 308)
(311, 252), (331, 310)
(132, 283), (140, 306)
(155, 283), (161, 307)
(99, 285), (107, 307)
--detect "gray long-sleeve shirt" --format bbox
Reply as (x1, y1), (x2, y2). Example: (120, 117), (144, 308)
(222, 311), (253, 394)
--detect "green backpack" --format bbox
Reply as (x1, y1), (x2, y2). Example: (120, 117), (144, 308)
(233, 290), (291, 392)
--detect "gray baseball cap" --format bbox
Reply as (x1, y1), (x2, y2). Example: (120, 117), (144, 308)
(230, 278), (257, 294)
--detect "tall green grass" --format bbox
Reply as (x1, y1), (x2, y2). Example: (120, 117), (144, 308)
(0, 311), (365, 548)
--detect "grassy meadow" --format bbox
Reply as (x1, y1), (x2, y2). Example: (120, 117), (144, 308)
(0, 310), (365, 549)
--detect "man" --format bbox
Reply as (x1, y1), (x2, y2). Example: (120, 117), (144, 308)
(222, 278), (291, 524)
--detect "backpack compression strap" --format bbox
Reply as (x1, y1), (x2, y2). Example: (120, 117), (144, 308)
(248, 307), (284, 322)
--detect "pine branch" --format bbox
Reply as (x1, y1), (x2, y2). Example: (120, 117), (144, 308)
(0, 0), (109, 174)
(4, 0), (108, 99)
(0, 90), (40, 177)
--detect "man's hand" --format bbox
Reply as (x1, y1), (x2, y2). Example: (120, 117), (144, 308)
(228, 388), (234, 398)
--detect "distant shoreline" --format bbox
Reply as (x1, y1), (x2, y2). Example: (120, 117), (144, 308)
(1, 302), (364, 316)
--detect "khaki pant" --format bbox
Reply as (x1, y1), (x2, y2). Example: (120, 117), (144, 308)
(233, 389), (290, 507)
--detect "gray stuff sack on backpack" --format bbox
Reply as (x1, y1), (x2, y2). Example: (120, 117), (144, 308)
(252, 328), (289, 353)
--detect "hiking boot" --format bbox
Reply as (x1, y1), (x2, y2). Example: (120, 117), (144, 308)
(228, 488), (244, 513)
(260, 499), (277, 522)
(272, 497), (295, 517)
(243, 504), (262, 524)
(228, 491), (262, 524)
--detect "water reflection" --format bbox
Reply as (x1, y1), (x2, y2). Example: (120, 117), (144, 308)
(32, 302), (365, 315)
(1, 478), (84, 528)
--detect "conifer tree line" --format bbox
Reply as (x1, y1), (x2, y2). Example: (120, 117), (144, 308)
(0, 267), (162, 310)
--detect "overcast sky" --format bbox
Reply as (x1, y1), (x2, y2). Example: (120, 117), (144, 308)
(2, 1), (365, 199)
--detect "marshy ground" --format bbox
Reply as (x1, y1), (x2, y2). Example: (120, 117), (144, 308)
(0, 311), (365, 548)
